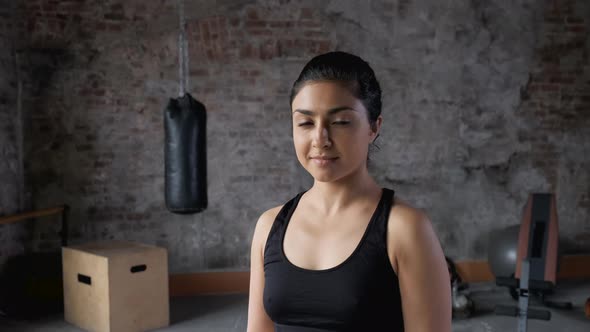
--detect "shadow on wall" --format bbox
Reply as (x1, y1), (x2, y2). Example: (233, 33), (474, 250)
(17, 48), (75, 251)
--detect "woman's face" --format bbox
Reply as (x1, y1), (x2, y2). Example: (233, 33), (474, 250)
(291, 81), (381, 183)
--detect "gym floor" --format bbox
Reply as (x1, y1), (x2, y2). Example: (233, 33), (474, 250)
(1, 280), (588, 332)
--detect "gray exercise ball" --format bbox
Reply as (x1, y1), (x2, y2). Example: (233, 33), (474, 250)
(488, 224), (520, 278)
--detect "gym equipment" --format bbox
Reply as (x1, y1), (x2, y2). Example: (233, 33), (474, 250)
(0, 205), (69, 319)
(494, 193), (572, 332)
(164, 94), (207, 213)
(164, 0), (207, 214)
(446, 257), (475, 319)
(488, 224), (520, 278)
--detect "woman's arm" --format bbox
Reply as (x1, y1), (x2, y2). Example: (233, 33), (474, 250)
(247, 208), (279, 332)
(389, 205), (452, 332)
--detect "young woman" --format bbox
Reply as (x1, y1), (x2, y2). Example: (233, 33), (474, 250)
(247, 52), (451, 332)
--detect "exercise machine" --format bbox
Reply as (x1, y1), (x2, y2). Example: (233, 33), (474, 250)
(494, 193), (572, 332)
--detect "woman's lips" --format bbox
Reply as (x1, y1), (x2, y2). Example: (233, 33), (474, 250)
(310, 157), (338, 166)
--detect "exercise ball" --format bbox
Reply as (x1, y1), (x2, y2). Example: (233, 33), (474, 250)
(488, 224), (520, 278)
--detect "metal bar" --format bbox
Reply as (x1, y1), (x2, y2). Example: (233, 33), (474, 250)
(518, 259), (530, 332)
(0, 205), (66, 225)
(178, 0), (189, 96)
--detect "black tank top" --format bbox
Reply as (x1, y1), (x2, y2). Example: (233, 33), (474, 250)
(263, 188), (404, 332)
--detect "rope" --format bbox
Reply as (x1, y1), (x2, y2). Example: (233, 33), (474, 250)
(178, 0), (189, 96)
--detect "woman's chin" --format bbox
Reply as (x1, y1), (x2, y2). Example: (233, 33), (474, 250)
(309, 171), (344, 183)
(312, 176), (336, 183)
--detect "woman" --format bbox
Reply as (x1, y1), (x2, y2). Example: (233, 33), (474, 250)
(247, 51), (451, 332)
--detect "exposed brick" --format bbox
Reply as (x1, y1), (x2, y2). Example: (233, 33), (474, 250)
(567, 25), (585, 33)
(104, 13), (125, 21)
(299, 8), (313, 20)
(245, 20), (266, 29)
(544, 16), (564, 24)
(0, 0), (587, 273)
(75, 144), (92, 152)
(246, 8), (258, 20)
(269, 21), (295, 28)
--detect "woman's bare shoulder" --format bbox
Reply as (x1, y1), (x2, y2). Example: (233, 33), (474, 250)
(387, 197), (451, 331)
(252, 205), (284, 254)
(387, 198), (434, 255)
(257, 205), (284, 232)
(389, 198), (429, 228)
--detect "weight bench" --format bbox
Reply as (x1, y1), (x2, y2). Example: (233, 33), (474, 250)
(494, 193), (572, 332)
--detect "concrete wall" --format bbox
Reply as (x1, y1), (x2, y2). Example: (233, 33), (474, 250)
(0, 0), (27, 267)
(5, 0), (589, 272)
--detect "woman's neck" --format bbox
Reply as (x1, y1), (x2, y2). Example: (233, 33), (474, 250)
(307, 167), (381, 216)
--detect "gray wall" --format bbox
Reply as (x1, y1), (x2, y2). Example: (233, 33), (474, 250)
(1, 0), (589, 272)
(0, 0), (27, 267)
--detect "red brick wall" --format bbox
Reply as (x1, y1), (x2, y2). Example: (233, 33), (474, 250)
(518, 0), (589, 241)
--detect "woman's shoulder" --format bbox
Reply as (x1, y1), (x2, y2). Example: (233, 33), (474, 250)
(253, 191), (304, 253)
(389, 198), (429, 227)
(257, 205), (284, 231)
(387, 197), (434, 253)
(251, 205), (284, 257)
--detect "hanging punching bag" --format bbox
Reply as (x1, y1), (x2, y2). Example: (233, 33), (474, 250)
(164, 0), (207, 213)
(164, 94), (207, 213)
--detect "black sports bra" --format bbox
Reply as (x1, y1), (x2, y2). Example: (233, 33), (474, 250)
(263, 188), (404, 331)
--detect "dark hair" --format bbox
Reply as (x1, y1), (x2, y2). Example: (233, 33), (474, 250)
(289, 51), (382, 130)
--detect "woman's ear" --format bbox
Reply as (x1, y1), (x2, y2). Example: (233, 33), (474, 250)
(370, 115), (383, 142)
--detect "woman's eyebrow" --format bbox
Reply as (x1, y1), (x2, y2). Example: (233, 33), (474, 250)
(292, 106), (357, 115)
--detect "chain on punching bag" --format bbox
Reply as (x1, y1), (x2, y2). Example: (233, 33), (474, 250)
(164, 0), (207, 213)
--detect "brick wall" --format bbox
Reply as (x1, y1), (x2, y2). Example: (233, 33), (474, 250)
(517, 0), (590, 250)
(0, 0), (26, 267)
(4, 0), (589, 272)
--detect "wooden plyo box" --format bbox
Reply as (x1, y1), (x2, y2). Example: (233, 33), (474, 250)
(62, 241), (169, 332)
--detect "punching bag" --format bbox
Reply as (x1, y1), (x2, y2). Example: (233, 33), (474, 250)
(164, 93), (207, 213)
(164, 0), (207, 214)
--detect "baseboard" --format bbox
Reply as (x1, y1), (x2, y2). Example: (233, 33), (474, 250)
(455, 254), (590, 283)
(454, 260), (495, 283)
(169, 255), (590, 296)
(555, 254), (590, 279)
(169, 271), (250, 297)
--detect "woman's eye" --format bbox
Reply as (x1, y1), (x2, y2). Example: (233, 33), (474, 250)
(332, 120), (350, 125)
(297, 122), (312, 127)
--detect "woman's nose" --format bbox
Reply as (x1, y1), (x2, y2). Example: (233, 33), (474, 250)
(312, 124), (332, 149)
